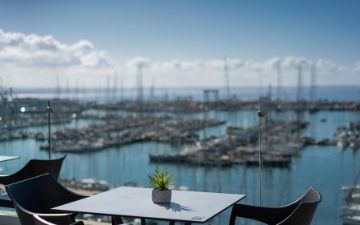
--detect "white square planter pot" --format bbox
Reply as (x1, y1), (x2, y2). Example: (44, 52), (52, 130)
(152, 189), (172, 203)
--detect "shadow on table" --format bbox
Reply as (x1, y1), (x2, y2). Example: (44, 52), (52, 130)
(156, 202), (193, 212)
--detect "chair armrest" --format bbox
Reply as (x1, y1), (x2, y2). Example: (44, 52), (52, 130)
(34, 214), (56, 225)
(37, 213), (74, 217)
(230, 204), (297, 225)
(34, 214), (84, 225)
(37, 213), (76, 225)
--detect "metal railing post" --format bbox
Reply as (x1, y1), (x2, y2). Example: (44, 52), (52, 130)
(257, 97), (265, 206)
(46, 100), (52, 160)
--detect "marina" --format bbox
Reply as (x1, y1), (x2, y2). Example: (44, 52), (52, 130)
(38, 115), (225, 152)
(0, 87), (359, 225)
(150, 120), (336, 167)
(0, 3), (359, 224)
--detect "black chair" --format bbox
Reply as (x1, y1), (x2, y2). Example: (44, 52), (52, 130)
(0, 155), (66, 207)
(34, 214), (84, 225)
(229, 187), (321, 225)
(6, 173), (86, 225)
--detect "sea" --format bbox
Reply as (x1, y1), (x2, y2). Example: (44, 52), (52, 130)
(0, 85), (359, 225)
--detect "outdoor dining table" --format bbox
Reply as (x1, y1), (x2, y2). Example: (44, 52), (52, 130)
(0, 155), (19, 162)
(53, 186), (245, 225)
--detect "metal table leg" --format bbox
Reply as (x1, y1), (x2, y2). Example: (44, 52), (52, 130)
(111, 216), (123, 225)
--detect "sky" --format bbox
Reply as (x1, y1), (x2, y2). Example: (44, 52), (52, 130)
(0, 0), (359, 88)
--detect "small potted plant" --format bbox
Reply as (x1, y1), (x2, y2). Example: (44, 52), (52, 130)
(148, 168), (172, 203)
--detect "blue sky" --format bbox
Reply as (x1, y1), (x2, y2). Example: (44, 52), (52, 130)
(0, 0), (359, 87)
(1, 0), (359, 63)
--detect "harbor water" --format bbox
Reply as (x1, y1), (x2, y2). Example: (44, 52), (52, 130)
(0, 109), (359, 225)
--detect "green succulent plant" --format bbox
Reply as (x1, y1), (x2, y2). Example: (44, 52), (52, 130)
(148, 168), (172, 190)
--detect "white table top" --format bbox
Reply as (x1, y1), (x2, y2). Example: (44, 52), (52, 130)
(53, 186), (245, 223)
(0, 155), (19, 162)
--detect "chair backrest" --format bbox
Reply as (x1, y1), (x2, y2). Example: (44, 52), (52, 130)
(278, 187), (321, 225)
(6, 174), (85, 225)
(33, 215), (84, 225)
(1, 155), (66, 185)
(229, 187), (321, 225)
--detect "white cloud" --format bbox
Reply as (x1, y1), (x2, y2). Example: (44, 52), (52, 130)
(0, 29), (112, 68)
(0, 29), (358, 88)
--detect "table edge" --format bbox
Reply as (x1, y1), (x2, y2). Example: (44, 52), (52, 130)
(53, 194), (246, 223)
